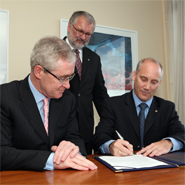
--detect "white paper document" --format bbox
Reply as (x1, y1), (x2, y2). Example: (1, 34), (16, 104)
(99, 155), (169, 170)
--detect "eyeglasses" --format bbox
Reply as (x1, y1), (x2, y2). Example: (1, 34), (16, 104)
(43, 67), (75, 84)
(72, 25), (92, 38)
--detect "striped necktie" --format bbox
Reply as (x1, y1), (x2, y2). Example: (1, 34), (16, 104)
(43, 97), (49, 135)
(139, 103), (148, 148)
(74, 49), (82, 79)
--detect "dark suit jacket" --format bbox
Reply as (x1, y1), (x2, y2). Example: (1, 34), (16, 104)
(0, 76), (86, 171)
(64, 37), (109, 143)
(92, 91), (185, 152)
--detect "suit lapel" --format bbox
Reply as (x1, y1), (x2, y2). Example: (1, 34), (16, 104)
(124, 91), (140, 138)
(19, 76), (49, 146)
(48, 97), (64, 148)
(145, 97), (159, 134)
(124, 92), (159, 139)
(81, 47), (91, 79)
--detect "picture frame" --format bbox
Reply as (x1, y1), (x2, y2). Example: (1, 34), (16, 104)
(60, 19), (138, 96)
(0, 9), (9, 84)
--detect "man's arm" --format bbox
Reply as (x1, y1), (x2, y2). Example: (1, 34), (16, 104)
(92, 98), (117, 153)
(45, 143), (97, 171)
(137, 101), (185, 157)
(0, 90), (51, 171)
(92, 54), (109, 115)
(136, 138), (183, 157)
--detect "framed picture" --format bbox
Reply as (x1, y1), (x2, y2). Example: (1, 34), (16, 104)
(60, 19), (138, 96)
(0, 9), (9, 84)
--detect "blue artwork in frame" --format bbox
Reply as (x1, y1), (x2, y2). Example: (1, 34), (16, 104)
(87, 32), (132, 92)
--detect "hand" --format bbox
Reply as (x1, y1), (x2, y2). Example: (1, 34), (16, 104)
(109, 139), (133, 156)
(54, 153), (98, 171)
(51, 140), (79, 164)
(136, 139), (173, 157)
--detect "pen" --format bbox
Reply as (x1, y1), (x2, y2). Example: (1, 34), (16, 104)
(115, 130), (124, 140)
(115, 130), (134, 155)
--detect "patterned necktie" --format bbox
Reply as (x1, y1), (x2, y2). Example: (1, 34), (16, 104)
(139, 103), (148, 148)
(43, 97), (49, 135)
(74, 49), (82, 79)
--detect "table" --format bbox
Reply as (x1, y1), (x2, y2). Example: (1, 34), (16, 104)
(1, 155), (185, 184)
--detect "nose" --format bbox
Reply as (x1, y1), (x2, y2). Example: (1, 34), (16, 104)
(62, 80), (70, 89)
(80, 33), (86, 40)
(144, 82), (150, 89)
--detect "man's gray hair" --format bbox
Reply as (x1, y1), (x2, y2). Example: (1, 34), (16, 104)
(136, 58), (163, 80)
(69, 11), (96, 32)
(30, 36), (76, 72)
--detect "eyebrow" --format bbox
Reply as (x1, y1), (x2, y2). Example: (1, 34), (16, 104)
(140, 76), (159, 82)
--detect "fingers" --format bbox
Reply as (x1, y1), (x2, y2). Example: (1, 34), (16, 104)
(137, 146), (161, 157)
(136, 140), (173, 157)
(54, 153), (98, 171)
(53, 141), (79, 164)
(51, 145), (57, 152)
(110, 139), (133, 156)
(72, 154), (98, 170)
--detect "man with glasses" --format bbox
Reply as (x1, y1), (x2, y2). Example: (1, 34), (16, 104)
(0, 36), (97, 171)
(64, 11), (109, 154)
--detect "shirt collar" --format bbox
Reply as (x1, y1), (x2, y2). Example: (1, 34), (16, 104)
(28, 75), (45, 104)
(66, 37), (82, 55)
(132, 90), (153, 108)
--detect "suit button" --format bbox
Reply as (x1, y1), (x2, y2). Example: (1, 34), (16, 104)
(137, 145), (140, 148)
(78, 94), (81, 96)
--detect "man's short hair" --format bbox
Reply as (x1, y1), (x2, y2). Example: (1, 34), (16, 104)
(136, 58), (163, 80)
(69, 11), (96, 32)
(30, 36), (76, 72)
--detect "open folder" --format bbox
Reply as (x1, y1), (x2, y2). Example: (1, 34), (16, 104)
(94, 151), (185, 172)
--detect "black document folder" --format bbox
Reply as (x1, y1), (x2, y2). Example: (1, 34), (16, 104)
(154, 151), (185, 166)
(94, 151), (185, 173)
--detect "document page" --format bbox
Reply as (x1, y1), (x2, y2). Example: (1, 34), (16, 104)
(99, 155), (169, 170)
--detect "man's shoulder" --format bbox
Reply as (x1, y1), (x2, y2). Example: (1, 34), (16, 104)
(0, 79), (24, 93)
(154, 95), (175, 107)
(105, 91), (130, 104)
(0, 76), (30, 101)
(83, 47), (100, 57)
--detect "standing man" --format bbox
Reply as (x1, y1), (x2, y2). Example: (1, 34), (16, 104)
(64, 11), (109, 154)
(93, 58), (185, 157)
(0, 36), (97, 171)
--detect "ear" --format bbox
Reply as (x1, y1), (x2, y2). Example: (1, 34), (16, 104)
(34, 65), (43, 80)
(158, 79), (162, 86)
(67, 22), (71, 33)
(132, 71), (136, 81)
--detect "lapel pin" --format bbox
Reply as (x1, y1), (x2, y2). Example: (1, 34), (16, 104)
(155, 110), (158, 113)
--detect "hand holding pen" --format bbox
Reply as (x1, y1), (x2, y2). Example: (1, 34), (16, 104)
(115, 130), (124, 140)
(109, 130), (134, 156)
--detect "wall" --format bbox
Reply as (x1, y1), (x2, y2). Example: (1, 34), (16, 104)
(1, 0), (166, 97)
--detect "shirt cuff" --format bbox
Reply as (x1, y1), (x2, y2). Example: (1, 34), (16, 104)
(99, 140), (115, 154)
(44, 152), (54, 171)
(163, 137), (183, 152)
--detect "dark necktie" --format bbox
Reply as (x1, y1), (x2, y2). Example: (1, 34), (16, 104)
(139, 103), (148, 148)
(74, 49), (82, 80)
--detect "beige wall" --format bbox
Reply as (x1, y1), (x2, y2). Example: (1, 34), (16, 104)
(1, 0), (166, 99)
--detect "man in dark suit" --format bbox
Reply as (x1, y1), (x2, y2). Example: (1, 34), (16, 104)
(64, 11), (109, 154)
(0, 36), (97, 171)
(93, 58), (185, 157)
